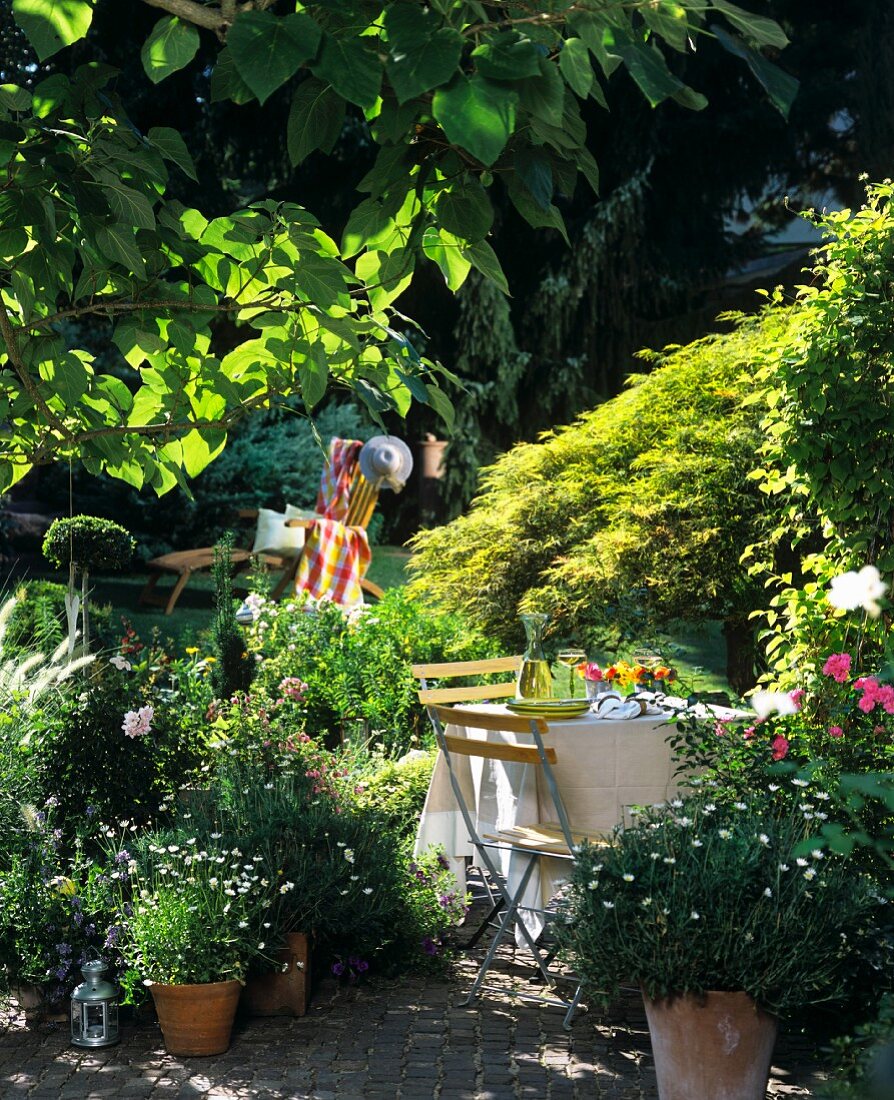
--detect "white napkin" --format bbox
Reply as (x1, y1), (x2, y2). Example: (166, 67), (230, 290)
(591, 694), (645, 720)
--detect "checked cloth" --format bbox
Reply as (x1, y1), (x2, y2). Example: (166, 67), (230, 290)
(317, 438), (363, 521)
(296, 519), (371, 606)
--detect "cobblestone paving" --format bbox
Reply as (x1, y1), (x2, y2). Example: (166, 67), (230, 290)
(0, 946), (824, 1100)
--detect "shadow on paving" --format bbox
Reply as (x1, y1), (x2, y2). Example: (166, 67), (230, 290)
(0, 935), (825, 1100)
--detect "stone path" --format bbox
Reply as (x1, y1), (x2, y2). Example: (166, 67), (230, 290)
(0, 947), (825, 1100)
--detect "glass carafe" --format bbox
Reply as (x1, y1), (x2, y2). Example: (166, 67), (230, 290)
(516, 613), (552, 699)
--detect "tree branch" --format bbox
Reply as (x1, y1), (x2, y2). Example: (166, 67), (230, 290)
(142, 0), (228, 36)
(0, 299), (74, 443)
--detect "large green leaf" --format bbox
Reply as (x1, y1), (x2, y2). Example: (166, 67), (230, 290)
(436, 179), (493, 242)
(141, 16), (200, 85)
(518, 60), (565, 127)
(432, 76), (517, 167)
(101, 181), (156, 230)
(641, 1), (690, 52)
(38, 350), (89, 405)
(313, 36), (382, 109)
(0, 84), (33, 113)
(713, 0), (789, 49)
(210, 48), (256, 105)
(472, 31), (541, 80)
(514, 148), (553, 211)
(341, 198), (395, 258)
(12, 0), (93, 61)
(228, 11), (322, 105)
(384, 3), (463, 104)
(298, 343), (329, 410)
(507, 176), (568, 243)
(713, 25), (798, 118)
(461, 239), (510, 295)
(148, 126), (198, 181)
(607, 28), (683, 106)
(286, 79), (346, 166)
(558, 38), (593, 98)
(95, 223), (145, 273)
(422, 227), (472, 292)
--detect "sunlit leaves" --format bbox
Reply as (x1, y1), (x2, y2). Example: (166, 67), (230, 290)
(11, 0), (93, 61)
(140, 16), (200, 84)
(313, 36), (382, 109)
(432, 76), (518, 167)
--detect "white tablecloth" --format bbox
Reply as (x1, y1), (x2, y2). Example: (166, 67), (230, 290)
(414, 703), (684, 942)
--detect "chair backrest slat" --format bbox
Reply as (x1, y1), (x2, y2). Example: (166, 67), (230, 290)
(418, 683), (517, 704)
(345, 470), (379, 529)
(430, 704), (546, 735)
(442, 733), (555, 766)
(412, 656), (522, 678)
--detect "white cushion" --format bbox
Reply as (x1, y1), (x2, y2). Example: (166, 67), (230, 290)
(252, 508), (304, 556)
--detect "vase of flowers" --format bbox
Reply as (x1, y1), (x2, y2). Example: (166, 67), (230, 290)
(558, 783), (880, 1100)
(581, 662), (612, 700)
(108, 837), (283, 1056)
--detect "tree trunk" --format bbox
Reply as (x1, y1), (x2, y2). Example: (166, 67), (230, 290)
(722, 616), (755, 696)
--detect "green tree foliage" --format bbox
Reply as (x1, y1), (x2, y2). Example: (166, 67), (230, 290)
(409, 310), (796, 689)
(0, 69), (450, 495)
(42, 515), (135, 572)
(2, 0), (795, 506)
(748, 181), (894, 680)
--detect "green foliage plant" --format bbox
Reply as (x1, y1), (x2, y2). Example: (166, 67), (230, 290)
(210, 532), (255, 701)
(2, 1), (796, 497)
(354, 749), (437, 840)
(2, 580), (113, 659)
(247, 586), (500, 753)
(409, 310), (796, 692)
(558, 783), (881, 1018)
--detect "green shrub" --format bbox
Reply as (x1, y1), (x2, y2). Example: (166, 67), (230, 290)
(42, 515), (135, 573)
(409, 310), (798, 691)
(355, 750), (436, 839)
(247, 587), (500, 752)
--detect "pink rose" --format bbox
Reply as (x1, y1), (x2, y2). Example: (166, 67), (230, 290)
(770, 735), (790, 761)
(828, 725), (844, 738)
(822, 653), (852, 683)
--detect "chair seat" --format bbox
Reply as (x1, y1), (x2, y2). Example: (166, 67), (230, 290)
(483, 821), (599, 855)
(147, 547), (253, 574)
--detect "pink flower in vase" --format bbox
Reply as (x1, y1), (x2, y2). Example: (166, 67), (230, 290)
(582, 663), (603, 682)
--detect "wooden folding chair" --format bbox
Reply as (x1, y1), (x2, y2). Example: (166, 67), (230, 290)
(427, 704), (593, 1027)
(413, 657), (522, 943)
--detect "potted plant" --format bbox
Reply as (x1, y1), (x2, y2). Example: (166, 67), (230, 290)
(558, 782), (881, 1100)
(109, 836), (281, 1056)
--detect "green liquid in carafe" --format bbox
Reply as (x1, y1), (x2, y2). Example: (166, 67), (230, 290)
(517, 659), (552, 699)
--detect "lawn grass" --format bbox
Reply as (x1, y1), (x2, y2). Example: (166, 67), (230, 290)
(8, 546), (413, 652)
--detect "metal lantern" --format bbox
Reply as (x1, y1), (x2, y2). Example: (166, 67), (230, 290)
(235, 600), (255, 627)
(71, 959), (119, 1048)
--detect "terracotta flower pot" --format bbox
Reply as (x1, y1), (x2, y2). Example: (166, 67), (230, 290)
(150, 979), (241, 1056)
(242, 932), (312, 1018)
(642, 989), (778, 1100)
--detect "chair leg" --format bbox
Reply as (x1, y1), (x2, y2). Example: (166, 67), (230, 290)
(466, 855), (556, 1004)
(464, 897), (504, 951)
(163, 571), (192, 615)
(563, 984), (584, 1031)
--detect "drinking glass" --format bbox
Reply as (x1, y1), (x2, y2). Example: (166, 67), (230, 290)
(556, 648), (586, 698)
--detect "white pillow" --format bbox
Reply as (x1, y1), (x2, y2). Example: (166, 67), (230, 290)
(284, 504), (321, 547)
(252, 508), (304, 556)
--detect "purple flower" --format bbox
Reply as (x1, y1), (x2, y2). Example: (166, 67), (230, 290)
(104, 926), (120, 948)
(331, 961), (346, 977)
(85, 806), (96, 817)
(44, 796), (59, 808)
(354, 959), (369, 974)
(56, 943), (71, 957)
(54, 965), (68, 980)
(437, 854), (450, 871)
(421, 937), (439, 957)
(115, 850), (131, 864)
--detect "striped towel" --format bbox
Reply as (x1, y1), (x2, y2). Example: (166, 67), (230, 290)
(296, 518), (371, 605)
(316, 438), (363, 521)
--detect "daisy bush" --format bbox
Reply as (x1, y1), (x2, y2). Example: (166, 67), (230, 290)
(105, 831), (280, 991)
(558, 781), (882, 1017)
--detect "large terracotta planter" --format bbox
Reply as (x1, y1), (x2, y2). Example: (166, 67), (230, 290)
(642, 989), (778, 1100)
(150, 979), (241, 1056)
(242, 932), (311, 1017)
